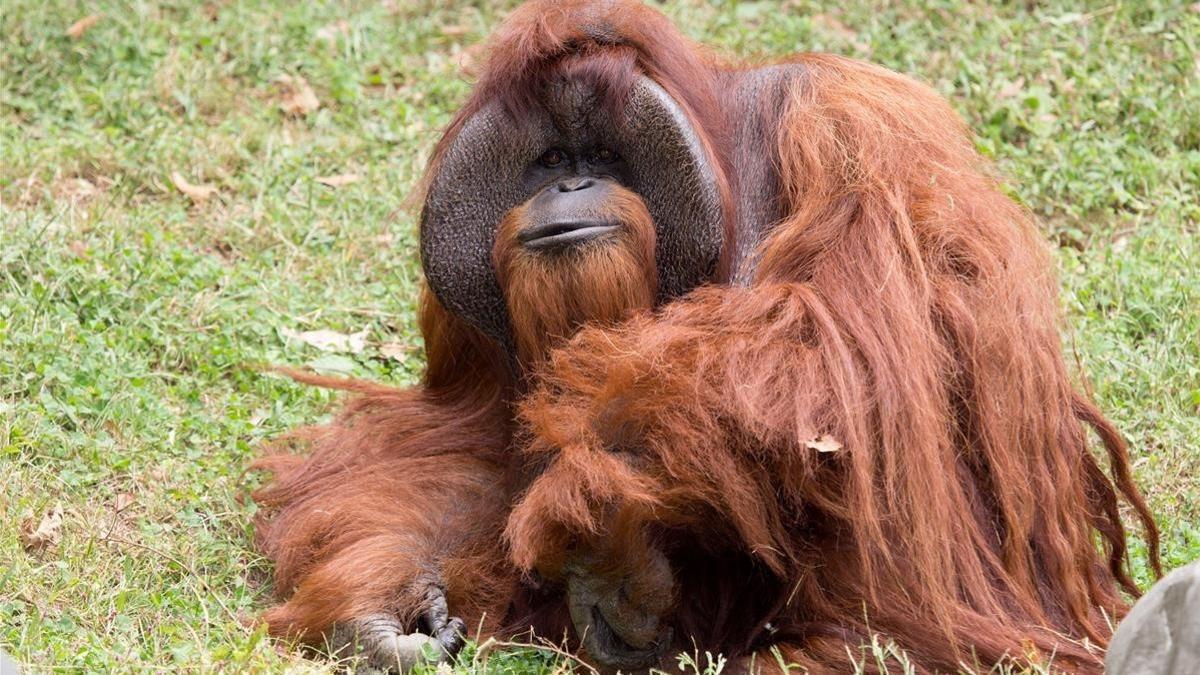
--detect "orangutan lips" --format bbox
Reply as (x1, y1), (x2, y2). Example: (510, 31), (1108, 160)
(565, 546), (676, 671)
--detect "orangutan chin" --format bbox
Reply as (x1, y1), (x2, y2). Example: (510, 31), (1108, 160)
(251, 1), (1160, 672)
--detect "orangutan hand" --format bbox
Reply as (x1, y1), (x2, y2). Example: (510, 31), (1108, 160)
(330, 584), (466, 673)
(564, 546), (676, 671)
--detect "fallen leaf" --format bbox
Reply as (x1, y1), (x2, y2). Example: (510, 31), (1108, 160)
(805, 435), (843, 454)
(441, 24), (470, 37)
(113, 493), (135, 512)
(315, 173), (360, 188)
(812, 13), (856, 41)
(11, 176), (45, 206)
(20, 505), (64, 553)
(281, 327), (368, 354)
(379, 341), (412, 361)
(276, 75), (320, 116)
(307, 354), (358, 376)
(56, 177), (98, 202)
(315, 20), (351, 43)
(170, 172), (217, 203)
(997, 77), (1026, 101)
(68, 240), (89, 258)
(66, 14), (101, 39)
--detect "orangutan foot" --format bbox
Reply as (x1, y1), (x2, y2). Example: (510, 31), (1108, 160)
(331, 587), (466, 673)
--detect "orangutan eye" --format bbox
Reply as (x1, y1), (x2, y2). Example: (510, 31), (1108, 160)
(592, 147), (618, 163)
(540, 149), (566, 167)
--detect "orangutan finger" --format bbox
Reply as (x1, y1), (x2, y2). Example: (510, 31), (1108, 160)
(419, 584), (451, 633)
(434, 616), (467, 658)
(333, 614), (450, 673)
(417, 589), (466, 661)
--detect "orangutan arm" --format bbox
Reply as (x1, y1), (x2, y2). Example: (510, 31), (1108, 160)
(252, 295), (519, 671)
(511, 279), (834, 565)
(254, 424), (516, 671)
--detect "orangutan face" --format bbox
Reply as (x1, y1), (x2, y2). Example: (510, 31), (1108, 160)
(420, 72), (725, 357)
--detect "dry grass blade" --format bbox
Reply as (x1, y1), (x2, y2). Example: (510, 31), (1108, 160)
(315, 173), (360, 188)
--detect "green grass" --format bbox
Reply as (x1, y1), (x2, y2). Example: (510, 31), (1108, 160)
(1, 0), (1197, 671)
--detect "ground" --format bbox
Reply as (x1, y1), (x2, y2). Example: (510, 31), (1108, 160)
(1, 0), (1197, 672)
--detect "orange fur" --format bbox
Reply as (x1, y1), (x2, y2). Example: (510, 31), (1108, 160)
(494, 186), (658, 368)
(506, 54), (1159, 673)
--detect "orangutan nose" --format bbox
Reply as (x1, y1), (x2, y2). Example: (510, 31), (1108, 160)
(555, 177), (596, 192)
(565, 546), (676, 671)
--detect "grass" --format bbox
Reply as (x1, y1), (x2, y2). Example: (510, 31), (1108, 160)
(1, 0), (1197, 671)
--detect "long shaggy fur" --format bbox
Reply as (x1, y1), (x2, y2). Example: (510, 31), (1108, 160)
(252, 2), (1159, 672)
(494, 185), (658, 368)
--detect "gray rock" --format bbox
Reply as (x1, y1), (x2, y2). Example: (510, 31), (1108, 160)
(1107, 561), (1200, 674)
(0, 650), (20, 675)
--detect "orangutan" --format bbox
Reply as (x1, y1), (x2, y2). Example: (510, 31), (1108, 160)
(252, 2), (1160, 672)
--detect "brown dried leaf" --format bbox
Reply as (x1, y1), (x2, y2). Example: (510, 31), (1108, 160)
(113, 493), (135, 513)
(997, 77), (1026, 101)
(55, 177), (102, 204)
(20, 505), (64, 553)
(315, 20), (351, 43)
(379, 341), (413, 361)
(812, 13), (856, 41)
(441, 24), (470, 37)
(66, 14), (101, 39)
(68, 240), (89, 258)
(805, 435), (843, 454)
(281, 327), (368, 354)
(170, 172), (217, 203)
(315, 173), (360, 188)
(276, 75), (320, 116)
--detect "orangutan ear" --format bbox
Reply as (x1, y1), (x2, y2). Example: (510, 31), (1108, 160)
(419, 76), (725, 345)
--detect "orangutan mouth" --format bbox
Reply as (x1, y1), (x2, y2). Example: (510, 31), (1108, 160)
(518, 219), (621, 251)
